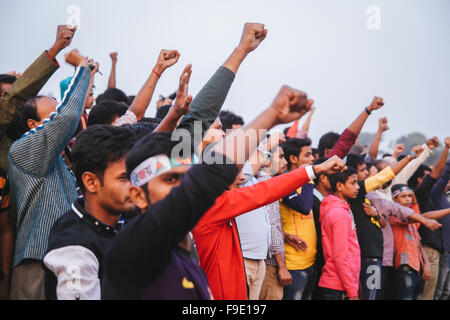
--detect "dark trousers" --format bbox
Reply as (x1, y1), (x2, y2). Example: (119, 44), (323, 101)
(376, 266), (395, 300)
(318, 287), (348, 300)
(360, 257), (382, 300)
(395, 265), (423, 300)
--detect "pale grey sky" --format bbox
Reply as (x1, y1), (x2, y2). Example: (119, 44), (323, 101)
(1, 0), (449, 151)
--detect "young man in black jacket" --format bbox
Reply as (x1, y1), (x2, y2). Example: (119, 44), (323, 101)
(43, 125), (138, 299)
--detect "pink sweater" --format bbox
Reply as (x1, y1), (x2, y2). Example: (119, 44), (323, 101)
(319, 195), (361, 298)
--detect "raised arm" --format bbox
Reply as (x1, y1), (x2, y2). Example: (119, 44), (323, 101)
(430, 137), (450, 180)
(177, 22), (267, 140)
(107, 52), (117, 88)
(393, 137), (439, 184)
(327, 97), (384, 159)
(8, 50), (90, 176)
(430, 160), (450, 210)
(127, 49), (180, 121)
(153, 65), (192, 133)
(0, 25), (75, 127)
(367, 117), (389, 159)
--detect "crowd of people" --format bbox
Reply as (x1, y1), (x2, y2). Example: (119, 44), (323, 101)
(0, 23), (449, 301)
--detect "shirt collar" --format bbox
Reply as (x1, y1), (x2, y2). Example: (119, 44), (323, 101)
(72, 198), (118, 235)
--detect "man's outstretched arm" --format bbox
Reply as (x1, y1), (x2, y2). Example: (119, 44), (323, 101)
(327, 97), (385, 159)
(0, 25), (76, 127)
(177, 22), (268, 141)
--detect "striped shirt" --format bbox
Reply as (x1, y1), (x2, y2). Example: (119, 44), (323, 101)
(8, 66), (91, 267)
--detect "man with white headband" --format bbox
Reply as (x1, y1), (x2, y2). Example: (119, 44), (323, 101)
(101, 83), (331, 299)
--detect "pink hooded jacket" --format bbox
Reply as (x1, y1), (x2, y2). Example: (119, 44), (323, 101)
(319, 195), (361, 298)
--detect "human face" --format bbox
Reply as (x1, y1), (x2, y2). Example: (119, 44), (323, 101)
(131, 166), (191, 211)
(28, 97), (58, 129)
(272, 147), (288, 175)
(0, 83), (12, 96)
(229, 170), (245, 189)
(298, 146), (314, 166)
(202, 118), (226, 148)
(393, 190), (413, 207)
(337, 174), (360, 200)
(356, 163), (369, 181)
(93, 158), (136, 216)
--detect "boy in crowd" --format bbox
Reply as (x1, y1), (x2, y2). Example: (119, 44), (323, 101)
(318, 168), (360, 300)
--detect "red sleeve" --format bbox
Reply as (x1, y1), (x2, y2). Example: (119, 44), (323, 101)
(326, 128), (357, 159)
(200, 166), (312, 228)
(44, 50), (60, 67)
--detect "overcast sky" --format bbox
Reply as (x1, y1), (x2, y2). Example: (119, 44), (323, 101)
(1, 0), (449, 151)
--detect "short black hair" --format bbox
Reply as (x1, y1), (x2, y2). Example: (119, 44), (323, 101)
(6, 96), (44, 140)
(219, 110), (245, 131)
(281, 138), (312, 170)
(87, 100), (128, 126)
(125, 132), (183, 181)
(0, 74), (16, 94)
(127, 95), (136, 105)
(346, 154), (365, 170)
(328, 167), (358, 193)
(96, 88), (129, 105)
(407, 164), (431, 189)
(120, 121), (159, 140)
(318, 132), (340, 158)
(71, 125), (137, 193)
(155, 104), (172, 120)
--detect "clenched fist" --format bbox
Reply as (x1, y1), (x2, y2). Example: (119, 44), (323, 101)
(444, 137), (450, 149)
(110, 52), (118, 63)
(54, 25), (77, 51)
(378, 117), (389, 132)
(270, 85), (312, 125)
(238, 23), (268, 53)
(367, 96), (384, 112)
(154, 49), (180, 74)
(64, 49), (87, 67)
(426, 137), (440, 150)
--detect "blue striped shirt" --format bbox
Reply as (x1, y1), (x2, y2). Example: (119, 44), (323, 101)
(8, 66), (90, 267)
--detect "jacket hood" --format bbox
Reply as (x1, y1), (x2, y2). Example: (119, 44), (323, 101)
(319, 194), (350, 223)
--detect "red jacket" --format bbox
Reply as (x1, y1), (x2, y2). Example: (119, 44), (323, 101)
(192, 166), (313, 300)
(319, 195), (361, 298)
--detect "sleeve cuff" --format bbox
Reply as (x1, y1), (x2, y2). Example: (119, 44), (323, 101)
(45, 50), (60, 67)
(306, 165), (316, 181)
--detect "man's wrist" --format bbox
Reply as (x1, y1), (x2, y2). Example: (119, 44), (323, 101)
(153, 64), (165, 75)
(365, 107), (372, 115)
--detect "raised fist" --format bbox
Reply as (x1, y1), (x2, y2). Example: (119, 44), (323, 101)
(54, 25), (77, 51)
(426, 137), (440, 150)
(238, 23), (268, 53)
(378, 117), (389, 132)
(172, 64), (193, 116)
(368, 96), (384, 112)
(412, 145), (424, 157)
(155, 49), (180, 74)
(64, 49), (87, 67)
(270, 86), (312, 124)
(394, 144), (405, 155)
(110, 52), (118, 63)
(314, 155), (347, 175)
(444, 137), (450, 149)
